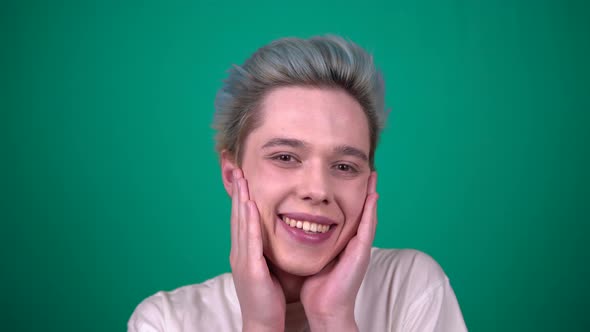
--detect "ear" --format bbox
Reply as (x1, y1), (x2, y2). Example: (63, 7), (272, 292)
(220, 150), (238, 197)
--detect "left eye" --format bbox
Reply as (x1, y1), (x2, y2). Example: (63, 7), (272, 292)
(337, 164), (350, 171)
(335, 163), (357, 173)
(275, 154), (294, 162)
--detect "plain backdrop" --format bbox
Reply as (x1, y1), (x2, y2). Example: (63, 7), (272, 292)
(2, 0), (589, 331)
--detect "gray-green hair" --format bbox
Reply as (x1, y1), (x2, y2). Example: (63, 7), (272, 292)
(213, 35), (387, 168)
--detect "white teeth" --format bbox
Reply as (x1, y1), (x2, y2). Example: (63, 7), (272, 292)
(302, 221), (310, 231)
(283, 216), (331, 234)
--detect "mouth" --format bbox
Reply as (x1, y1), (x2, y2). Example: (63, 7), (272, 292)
(278, 214), (336, 234)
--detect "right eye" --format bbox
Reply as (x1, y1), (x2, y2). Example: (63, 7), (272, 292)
(269, 153), (300, 167)
(272, 154), (295, 163)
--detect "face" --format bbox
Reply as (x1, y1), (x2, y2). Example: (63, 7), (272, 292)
(225, 86), (372, 276)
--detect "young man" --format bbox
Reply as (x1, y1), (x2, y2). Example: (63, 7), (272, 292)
(129, 35), (467, 332)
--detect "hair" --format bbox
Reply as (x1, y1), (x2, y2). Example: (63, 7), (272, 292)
(213, 35), (387, 168)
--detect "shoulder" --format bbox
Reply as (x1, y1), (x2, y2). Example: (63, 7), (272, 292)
(357, 248), (449, 316)
(367, 247), (447, 285)
(361, 248), (449, 306)
(356, 248), (467, 331)
(127, 273), (239, 332)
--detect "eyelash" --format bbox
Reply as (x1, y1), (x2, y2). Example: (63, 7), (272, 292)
(270, 153), (299, 164)
(269, 154), (359, 175)
(333, 163), (359, 175)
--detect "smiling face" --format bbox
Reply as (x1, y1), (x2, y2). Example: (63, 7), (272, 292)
(223, 86), (372, 276)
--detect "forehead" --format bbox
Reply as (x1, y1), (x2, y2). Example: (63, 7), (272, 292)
(248, 86), (370, 152)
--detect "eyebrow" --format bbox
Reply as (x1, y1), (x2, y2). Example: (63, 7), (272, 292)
(261, 137), (308, 149)
(334, 145), (369, 162)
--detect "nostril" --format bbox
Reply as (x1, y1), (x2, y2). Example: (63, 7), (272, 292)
(301, 196), (330, 205)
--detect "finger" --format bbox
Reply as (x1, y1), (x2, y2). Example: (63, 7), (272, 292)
(358, 171), (378, 242)
(237, 177), (248, 256)
(239, 176), (250, 202)
(237, 177), (250, 257)
(356, 192), (379, 248)
(246, 200), (264, 258)
(367, 171), (377, 195)
(230, 173), (239, 253)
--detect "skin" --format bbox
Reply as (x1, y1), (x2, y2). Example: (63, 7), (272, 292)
(221, 86), (379, 331)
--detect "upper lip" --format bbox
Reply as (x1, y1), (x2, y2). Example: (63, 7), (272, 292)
(279, 213), (337, 225)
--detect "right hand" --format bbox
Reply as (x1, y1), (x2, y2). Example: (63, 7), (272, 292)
(229, 169), (286, 332)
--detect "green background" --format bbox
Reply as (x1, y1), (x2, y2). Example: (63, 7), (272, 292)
(3, 0), (589, 331)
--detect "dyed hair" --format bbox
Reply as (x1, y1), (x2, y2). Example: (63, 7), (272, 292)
(213, 35), (387, 168)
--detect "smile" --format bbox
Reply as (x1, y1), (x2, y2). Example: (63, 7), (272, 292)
(281, 216), (332, 234)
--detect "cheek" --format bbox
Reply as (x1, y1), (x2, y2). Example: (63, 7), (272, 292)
(341, 181), (368, 223)
(243, 163), (288, 215)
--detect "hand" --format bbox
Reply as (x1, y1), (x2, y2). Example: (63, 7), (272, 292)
(300, 172), (379, 332)
(229, 169), (286, 332)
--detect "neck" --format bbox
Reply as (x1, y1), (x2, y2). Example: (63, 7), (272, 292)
(268, 259), (306, 303)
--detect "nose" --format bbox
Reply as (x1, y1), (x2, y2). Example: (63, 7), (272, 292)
(297, 163), (331, 205)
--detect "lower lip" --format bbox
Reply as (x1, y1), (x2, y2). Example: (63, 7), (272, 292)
(277, 216), (335, 244)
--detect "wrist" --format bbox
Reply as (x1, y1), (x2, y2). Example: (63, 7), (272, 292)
(242, 320), (284, 332)
(307, 312), (358, 332)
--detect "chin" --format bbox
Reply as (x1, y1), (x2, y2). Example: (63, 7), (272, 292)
(282, 262), (325, 277)
(267, 251), (330, 277)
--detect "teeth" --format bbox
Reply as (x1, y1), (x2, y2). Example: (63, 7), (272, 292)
(302, 221), (310, 231)
(283, 216), (331, 234)
(310, 223), (317, 232)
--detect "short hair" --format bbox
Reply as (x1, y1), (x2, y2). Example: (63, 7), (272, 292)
(213, 35), (387, 168)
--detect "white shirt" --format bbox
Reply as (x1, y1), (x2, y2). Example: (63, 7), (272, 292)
(128, 248), (468, 331)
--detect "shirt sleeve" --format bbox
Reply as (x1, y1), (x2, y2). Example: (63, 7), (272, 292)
(127, 294), (166, 332)
(402, 278), (468, 332)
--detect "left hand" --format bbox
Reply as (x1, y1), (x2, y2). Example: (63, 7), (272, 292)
(300, 172), (379, 332)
